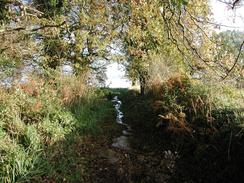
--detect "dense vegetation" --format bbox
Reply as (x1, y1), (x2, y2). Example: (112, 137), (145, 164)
(0, 74), (116, 182)
(1, 0), (244, 182)
(121, 73), (244, 182)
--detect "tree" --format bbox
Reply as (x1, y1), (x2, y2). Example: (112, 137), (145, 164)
(0, 0), (118, 84)
(213, 30), (244, 81)
(119, 0), (211, 95)
(1, 0), (242, 88)
(33, 0), (69, 17)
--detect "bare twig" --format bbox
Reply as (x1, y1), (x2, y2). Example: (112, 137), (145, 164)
(217, 0), (242, 9)
(222, 40), (244, 80)
(30, 21), (66, 32)
(232, 0), (241, 8)
(0, 21), (67, 35)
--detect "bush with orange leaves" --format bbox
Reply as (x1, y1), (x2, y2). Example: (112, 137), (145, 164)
(151, 74), (216, 136)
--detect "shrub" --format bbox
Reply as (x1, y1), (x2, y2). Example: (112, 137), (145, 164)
(149, 74), (244, 138)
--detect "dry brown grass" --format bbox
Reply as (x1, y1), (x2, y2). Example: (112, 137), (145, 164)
(58, 75), (88, 105)
(166, 74), (189, 92)
(19, 79), (44, 97)
(149, 74), (215, 135)
(158, 112), (191, 134)
(15, 74), (89, 106)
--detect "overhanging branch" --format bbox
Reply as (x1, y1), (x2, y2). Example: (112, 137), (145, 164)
(0, 21), (66, 35)
(222, 40), (244, 80)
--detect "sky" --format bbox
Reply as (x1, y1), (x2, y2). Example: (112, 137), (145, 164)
(105, 0), (244, 88)
(105, 62), (131, 88)
(210, 0), (244, 31)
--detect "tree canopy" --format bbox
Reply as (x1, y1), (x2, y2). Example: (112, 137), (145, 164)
(0, 0), (243, 89)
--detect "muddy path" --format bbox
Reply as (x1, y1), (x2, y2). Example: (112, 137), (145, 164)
(83, 92), (244, 183)
(86, 96), (177, 183)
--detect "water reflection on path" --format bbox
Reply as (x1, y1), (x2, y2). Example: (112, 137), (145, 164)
(109, 96), (177, 182)
(112, 96), (133, 151)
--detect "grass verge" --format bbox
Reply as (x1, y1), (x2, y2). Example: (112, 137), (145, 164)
(0, 75), (115, 182)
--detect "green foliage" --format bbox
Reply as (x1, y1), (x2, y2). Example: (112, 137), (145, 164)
(122, 0), (210, 94)
(149, 75), (244, 134)
(121, 73), (244, 182)
(1, 0), (244, 181)
(42, 37), (66, 69)
(171, 0), (189, 7)
(0, 75), (112, 182)
(0, 57), (21, 79)
(34, 0), (68, 17)
(213, 30), (244, 79)
(0, 0), (9, 23)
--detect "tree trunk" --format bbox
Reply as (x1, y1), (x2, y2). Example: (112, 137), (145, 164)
(139, 75), (146, 96)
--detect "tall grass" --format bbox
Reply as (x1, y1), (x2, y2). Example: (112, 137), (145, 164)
(0, 74), (112, 182)
(122, 72), (244, 182)
(146, 74), (244, 136)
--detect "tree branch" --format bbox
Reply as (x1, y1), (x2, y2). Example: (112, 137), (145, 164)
(222, 40), (244, 80)
(30, 21), (66, 32)
(0, 21), (66, 35)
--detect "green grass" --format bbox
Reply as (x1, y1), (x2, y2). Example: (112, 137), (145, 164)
(0, 77), (115, 182)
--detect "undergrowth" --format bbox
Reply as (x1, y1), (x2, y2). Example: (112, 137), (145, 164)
(0, 74), (113, 182)
(122, 73), (244, 183)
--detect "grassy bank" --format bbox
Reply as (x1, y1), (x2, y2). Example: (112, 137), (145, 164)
(0, 75), (115, 182)
(121, 74), (244, 183)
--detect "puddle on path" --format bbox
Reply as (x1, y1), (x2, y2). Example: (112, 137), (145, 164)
(111, 96), (133, 151)
(108, 96), (177, 183)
